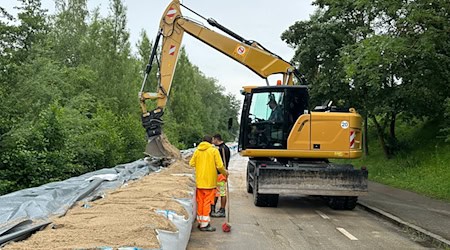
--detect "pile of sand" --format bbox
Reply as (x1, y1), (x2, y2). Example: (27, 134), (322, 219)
(145, 133), (181, 159)
(159, 133), (182, 159)
(3, 160), (195, 250)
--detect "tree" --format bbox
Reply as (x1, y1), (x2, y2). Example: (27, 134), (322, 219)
(342, 35), (408, 158)
(0, 0), (240, 195)
(281, 10), (374, 155)
(282, 0), (450, 158)
(51, 0), (89, 66)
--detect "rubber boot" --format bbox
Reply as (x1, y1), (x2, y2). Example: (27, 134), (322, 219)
(212, 208), (225, 217)
(210, 205), (215, 216)
(216, 208), (226, 217)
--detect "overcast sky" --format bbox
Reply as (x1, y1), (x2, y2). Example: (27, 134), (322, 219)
(4, 0), (316, 99)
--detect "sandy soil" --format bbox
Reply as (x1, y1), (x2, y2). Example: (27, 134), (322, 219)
(3, 160), (195, 250)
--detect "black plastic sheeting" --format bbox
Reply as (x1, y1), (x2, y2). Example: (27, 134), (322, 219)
(0, 159), (163, 246)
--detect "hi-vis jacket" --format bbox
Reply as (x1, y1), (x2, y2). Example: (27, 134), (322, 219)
(189, 141), (227, 189)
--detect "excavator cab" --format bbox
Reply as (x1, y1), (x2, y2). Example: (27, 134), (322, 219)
(239, 86), (309, 151)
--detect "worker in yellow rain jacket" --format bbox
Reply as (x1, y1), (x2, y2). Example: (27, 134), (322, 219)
(189, 135), (228, 232)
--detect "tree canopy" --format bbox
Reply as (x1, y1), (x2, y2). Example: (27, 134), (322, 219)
(282, 0), (450, 157)
(0, 0), (239, 195)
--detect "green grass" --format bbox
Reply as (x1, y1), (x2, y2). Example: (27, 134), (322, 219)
(341, 120), (450, 202)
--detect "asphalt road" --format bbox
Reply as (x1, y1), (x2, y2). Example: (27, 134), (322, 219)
(187, 154), (431, 250)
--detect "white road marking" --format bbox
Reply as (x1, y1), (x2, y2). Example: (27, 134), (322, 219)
(337, 227), (358, 241)
(315, 210), (330, 219)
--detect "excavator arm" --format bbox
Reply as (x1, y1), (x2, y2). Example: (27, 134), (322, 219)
(139, 0), (300, 157)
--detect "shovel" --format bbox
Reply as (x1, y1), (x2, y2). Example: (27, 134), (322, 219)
(221, 147), (231, 233)
(222, 180), (231, 232)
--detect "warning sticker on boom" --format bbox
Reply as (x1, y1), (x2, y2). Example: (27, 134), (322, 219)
(235, 45), (248, 57)
(166, 7), (177, 18)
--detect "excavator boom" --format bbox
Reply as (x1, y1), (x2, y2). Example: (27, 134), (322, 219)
(140, 0), (298, 157)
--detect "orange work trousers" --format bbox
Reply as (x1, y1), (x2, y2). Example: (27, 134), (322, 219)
(196, 188), (216, 227)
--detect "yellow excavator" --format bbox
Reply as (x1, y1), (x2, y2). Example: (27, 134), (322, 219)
(139, 0), (367, 209)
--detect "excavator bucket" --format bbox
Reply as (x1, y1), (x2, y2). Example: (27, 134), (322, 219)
(145, 135), (169, 158)
(141, 111), (180, 158)
(145, 134), (181, 159)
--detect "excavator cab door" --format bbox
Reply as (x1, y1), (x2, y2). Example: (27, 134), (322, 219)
(239, 86), (309, 151)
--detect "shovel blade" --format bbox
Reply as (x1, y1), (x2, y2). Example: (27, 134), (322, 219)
(145, 135), (170, 158)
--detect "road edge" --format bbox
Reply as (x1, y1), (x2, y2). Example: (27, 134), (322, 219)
(357, 201), (450, 249)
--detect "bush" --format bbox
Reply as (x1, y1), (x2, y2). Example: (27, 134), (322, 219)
(441, 98), (450, 142)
